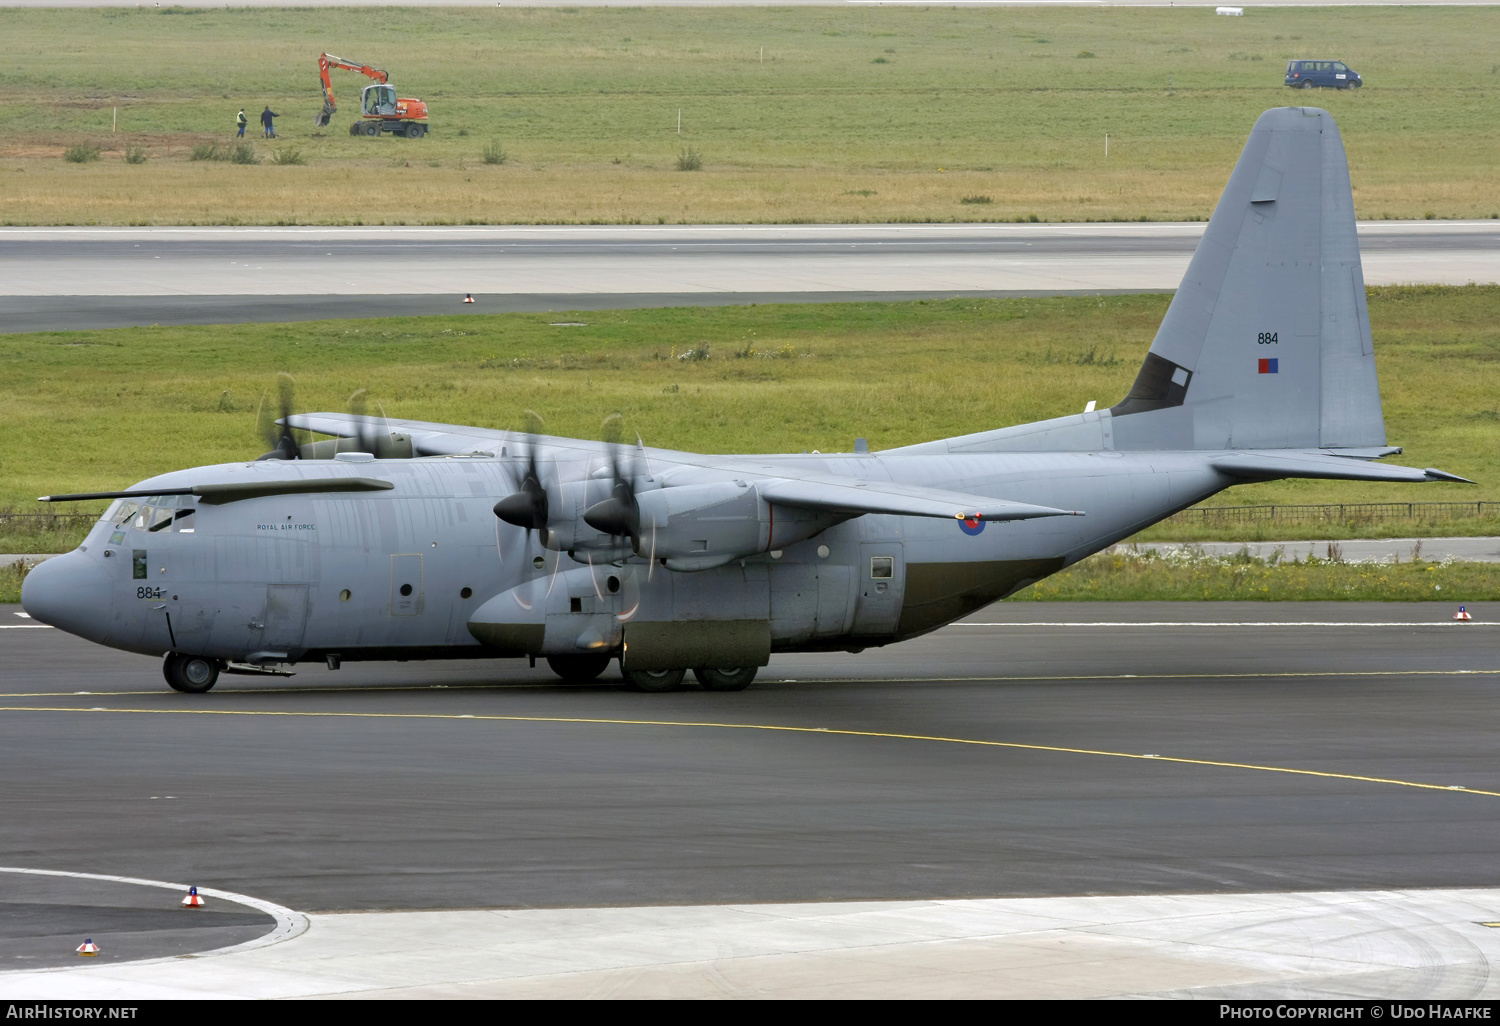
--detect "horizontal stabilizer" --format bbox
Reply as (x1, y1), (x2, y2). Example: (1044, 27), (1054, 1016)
(760, 478), (1080, 521)
(1212, 452), (1474, 484)
(39, 477), (395, 504)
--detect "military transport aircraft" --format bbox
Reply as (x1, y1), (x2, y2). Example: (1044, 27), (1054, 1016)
(22, 107), (1469, 693)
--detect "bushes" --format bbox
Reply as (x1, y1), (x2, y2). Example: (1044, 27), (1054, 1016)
(270, 147), (305, 165)
(191, 142), (259, 164)
(675, 147), (703, 171)
(481, 140), (507, 165)
(63, 143), (101, 163)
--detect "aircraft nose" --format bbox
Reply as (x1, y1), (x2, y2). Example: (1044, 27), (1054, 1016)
(21, 551), (110, 639)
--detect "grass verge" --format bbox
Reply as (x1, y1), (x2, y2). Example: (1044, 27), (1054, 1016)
(1012, 547), (1500, 602)
(1, 286), (1494, 548)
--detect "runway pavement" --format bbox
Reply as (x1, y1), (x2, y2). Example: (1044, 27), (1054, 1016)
(3, 600), (1499, 995)
(1, 221), (1494, 331)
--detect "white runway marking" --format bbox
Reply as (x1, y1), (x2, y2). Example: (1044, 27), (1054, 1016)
(0, 866), (308, 971)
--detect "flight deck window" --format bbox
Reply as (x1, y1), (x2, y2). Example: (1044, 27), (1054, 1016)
(113, 501), (140, 526)
(147, 507), (176, 533)
(870, 556), (894, 580)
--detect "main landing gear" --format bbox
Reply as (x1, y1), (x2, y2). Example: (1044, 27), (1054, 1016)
(617, 665), (758, 693)
(163, 653), (221, 693)
(543, 652), (759, 692)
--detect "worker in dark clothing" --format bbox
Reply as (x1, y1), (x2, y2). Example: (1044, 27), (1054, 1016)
(261, 106), (280, 138)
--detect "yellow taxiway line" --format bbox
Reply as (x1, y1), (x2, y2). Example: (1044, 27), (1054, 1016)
(1, 700), (1496, 800)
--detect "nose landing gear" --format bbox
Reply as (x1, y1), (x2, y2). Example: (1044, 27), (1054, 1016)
(163, 653), (221, 693)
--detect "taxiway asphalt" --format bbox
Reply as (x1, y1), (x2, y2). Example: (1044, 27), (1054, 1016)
(3, 600), (1498, 995)
(1, 221), (1494, 331)
(3, 602), (1497, 952)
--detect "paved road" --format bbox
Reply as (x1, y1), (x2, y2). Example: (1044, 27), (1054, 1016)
(2, 221), (1494, 331)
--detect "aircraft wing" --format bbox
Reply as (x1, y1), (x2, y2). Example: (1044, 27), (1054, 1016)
(1212, 452), (1473, 484)
(287, 413), (542, 456)
(759, 477), (1079, 521)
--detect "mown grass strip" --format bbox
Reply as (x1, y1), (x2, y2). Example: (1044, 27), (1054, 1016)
(3, 286), (1495, 521)
(1015, 548), (1500, 602)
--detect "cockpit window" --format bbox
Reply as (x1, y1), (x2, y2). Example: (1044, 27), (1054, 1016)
(115, 495), (196, 531)
(147, 507), (176, 533)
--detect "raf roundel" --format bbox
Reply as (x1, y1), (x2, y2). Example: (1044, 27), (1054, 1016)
(959, 516), (986, 536)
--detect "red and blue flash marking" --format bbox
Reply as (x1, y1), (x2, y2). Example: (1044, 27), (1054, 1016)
(1258, 358), (1279, 374)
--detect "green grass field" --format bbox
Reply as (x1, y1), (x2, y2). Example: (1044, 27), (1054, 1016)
(2, 285), (1495, 532)
(1016, 545), (1500, 601)
(1, 6), (1497, 223)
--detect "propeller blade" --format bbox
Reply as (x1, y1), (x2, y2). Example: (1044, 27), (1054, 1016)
(586, 411), (642, 551)
(493, 410), (551, 547)
(348, 388), (376, 455)
(255, 373), (302, 460)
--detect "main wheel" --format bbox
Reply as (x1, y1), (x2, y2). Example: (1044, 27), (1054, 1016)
(348, 122), (361, 137)
(1299, 80), (1315, 90)
(405, 122), (425, 138)
(692, 666), (758, 692)
(546, 653), (612, 684)
(622, 667), (686, 692)
(163, 654), (220, 694)
(363, 122), (381, 137)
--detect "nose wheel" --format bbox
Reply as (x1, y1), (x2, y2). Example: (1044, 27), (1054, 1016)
(163, 654), (221, 693)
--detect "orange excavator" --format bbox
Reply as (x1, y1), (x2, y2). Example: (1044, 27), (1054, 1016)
(315, 52), (430, 138)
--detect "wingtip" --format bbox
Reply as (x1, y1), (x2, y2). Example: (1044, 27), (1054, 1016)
(1424, 468), (1476, 484)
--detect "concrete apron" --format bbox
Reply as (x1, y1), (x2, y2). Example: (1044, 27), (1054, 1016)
(5, 887), (1500, 999)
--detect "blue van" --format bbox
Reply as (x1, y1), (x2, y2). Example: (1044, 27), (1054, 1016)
(1285, 60), (1362, 89)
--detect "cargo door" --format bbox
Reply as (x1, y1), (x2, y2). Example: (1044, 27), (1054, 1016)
(262, 584), (309, 652)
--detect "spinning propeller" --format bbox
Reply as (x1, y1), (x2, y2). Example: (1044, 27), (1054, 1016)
(255, 377), (413, 460)
(255, 374), (303, 461)
(492, 411), (552, 547)
(582, 413), (645, 553)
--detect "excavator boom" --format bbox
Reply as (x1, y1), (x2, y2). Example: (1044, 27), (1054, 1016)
(315, 52), (389, 127)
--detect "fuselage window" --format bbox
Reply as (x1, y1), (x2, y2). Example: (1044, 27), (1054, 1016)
(871, 556), (894, 580)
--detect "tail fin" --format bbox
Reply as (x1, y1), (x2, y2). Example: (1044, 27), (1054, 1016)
(1110, 106), (1384, 451)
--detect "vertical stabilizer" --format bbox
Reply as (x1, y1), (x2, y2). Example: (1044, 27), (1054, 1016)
(1110, 106), (1384, 451)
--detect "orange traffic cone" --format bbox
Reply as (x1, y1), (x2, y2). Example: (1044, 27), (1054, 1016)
(463, 293), (475, 304)
(76, 939), (99, 956)
(1455, 605), (1472, 621)
(181, 885), (205, 908)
